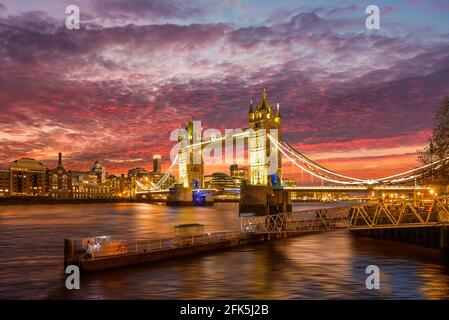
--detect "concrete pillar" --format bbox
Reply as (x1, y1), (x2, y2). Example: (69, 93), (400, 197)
(239, 185), (292, 216)
(166, 184), (192, 206)
(239, 184), (271, 216)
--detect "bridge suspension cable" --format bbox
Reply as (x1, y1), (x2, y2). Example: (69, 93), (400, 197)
(269, 135), (364, 185)
(183, 130), (249, 150)
(135, 154), (178, 192)
(272, 135), (449, 185)
(281, 140), (365, 182)
(375, 157), (449, 182)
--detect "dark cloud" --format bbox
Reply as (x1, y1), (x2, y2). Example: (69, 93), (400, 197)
(0, 8), (448, 175)
(92, 0), (204, 21)
(326, 5), (359, 16)
(289, 12), (330, 33)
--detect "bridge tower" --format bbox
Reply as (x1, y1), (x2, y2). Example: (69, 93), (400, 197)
(167, 119), (204, 206)
(248, 89), (282, 186)
(239, 90), (291, 216)
(178, 119), (204, 189)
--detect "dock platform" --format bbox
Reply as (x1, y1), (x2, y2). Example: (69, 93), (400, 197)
(64, 206), (351, 272)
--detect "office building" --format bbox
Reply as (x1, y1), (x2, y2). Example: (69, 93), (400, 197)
(204, 172), (237, 190)
(10, 158), (47, 196)
(153, 155), (162, 173)
(230, 164), (248, 186)
(0, 169), (10, 197)
(47, 153), (70, 199)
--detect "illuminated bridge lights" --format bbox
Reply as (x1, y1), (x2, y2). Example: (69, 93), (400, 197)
(134, 127), (446, 194)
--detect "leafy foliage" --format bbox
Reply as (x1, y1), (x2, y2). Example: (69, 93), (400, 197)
(418, 96), (449, 186)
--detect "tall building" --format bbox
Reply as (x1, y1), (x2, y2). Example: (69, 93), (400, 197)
(153, 155), (162, 173)
(47, 153), (70, 199)
(230, 164), (248, 186)
(10, 158), (47, 196)
(107, 173), (127, 197)
(91, 160), (106, 184)
(0, 169), (10, 197)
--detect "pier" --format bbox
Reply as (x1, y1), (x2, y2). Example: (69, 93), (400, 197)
(64, 205), (350, 272)
(348, 196), (449, 250)
(64, 196), (449, 273)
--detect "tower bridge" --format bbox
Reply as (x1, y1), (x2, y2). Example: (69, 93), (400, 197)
(134, 90), (448, 215)
(66, 91), (449, 273)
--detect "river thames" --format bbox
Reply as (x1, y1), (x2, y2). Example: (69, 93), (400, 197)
(1, 202), (449, 299)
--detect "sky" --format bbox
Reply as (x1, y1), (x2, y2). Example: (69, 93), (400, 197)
(0, 0), (448, 180)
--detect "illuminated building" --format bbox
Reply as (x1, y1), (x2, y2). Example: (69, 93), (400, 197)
(282, 178), (297, 188)
(128, 167), (148, 179)
(47, 153), (70, 199)
(10, 158), (47, 196)
(2, 155), (133, 200)
(148, 156), (175, 189)
(148, 171), (176, 189)
(107, 173), (128, 197)
(204, 172), (237, 190)
(129, 159), (176, 191)
(153, 155), (162, 173)
(69, 171), (111, 199)
(0, 169), (10, 197)
(128, 167), (150, 198)
(91, 160), (106, 183)
(230, 164), (248, 186)
(282, 178), (298, 199)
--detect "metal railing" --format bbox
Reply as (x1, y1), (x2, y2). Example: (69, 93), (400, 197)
(86, 230), (244, 260)
(348, 196), (449, 230)
(240, 206), (352, 234)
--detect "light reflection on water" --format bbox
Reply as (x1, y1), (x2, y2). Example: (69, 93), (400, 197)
(0, 202), (448, 299)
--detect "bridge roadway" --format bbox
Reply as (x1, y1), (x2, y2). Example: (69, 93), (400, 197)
(285, 185), (428, 193)
(141, 185), (427, 195)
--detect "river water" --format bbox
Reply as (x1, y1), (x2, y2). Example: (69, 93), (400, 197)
(0, 202), (448, 299)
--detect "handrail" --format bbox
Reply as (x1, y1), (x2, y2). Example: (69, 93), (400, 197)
(85, 230), (245, 260)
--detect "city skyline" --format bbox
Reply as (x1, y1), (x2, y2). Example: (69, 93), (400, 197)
(1, 1), (449, 178)
(1, 1), (449, 304)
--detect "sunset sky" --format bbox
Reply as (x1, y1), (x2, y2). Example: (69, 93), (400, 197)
(0, 0), (448, 180)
